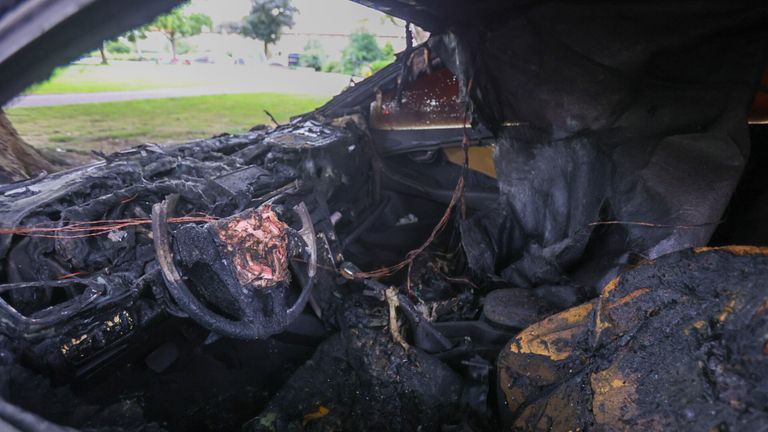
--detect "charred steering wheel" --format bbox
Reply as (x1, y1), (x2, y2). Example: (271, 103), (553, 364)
(152, 196), (317, 339)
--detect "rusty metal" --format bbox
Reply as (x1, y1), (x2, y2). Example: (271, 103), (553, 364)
(370, 67), (465, 131)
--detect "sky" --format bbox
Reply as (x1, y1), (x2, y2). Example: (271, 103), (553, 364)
(186, 0), (405, 36)
(137, 0), (408, 63)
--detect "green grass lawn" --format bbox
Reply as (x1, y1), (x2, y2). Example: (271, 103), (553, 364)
(6, 93), (329, 160)
(24, 62), (350, 96)
(26, 63), (212, 94)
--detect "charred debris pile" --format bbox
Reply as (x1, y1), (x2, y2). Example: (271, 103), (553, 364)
(2, 1), (768, 430)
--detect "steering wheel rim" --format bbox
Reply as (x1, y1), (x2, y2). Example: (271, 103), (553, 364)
(151, 198), (316, 339)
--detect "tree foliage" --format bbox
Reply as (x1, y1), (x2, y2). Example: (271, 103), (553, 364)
(322, 61), (343, 74)
(217, 21), (243, 34)
(341, 30), (386, 76)
(105, 40), (131, 55)
(370, 42), (396, 74)
(299, 40), (327, 71)
(124, 27), (148, 44)
(381, 42), (395, 60)
(241, 0), (298, 57)
(123, 27), (149, 58)
(149, 7), (212, 60)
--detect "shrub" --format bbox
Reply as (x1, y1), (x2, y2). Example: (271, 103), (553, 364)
(370, 58), (394, 74)
(322, 61), (343, 74)
(299, 40), (327, 71)
(106, 40), (131, 54)
(341, 30), (383, 76)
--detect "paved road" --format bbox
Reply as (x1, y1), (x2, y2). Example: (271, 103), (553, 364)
(6, 68), (354, 108)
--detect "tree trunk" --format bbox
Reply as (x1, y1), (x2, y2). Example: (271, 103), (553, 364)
(99, 42), (108, 65)
(264, 40), (269, 59)
(171, 37), (177, 61)
(0, 110), (55, 183)
(133, 41), (143, 59)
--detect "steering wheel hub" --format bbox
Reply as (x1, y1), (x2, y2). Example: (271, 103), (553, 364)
(152, 198), (316, 339)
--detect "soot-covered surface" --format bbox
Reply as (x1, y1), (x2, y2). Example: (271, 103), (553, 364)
(498, 246), (768, 431)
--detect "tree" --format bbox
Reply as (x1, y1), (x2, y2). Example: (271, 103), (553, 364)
(0, 110), (54, 183)
(241, 0), (298, 58)
(98, 41), (109, 65)
(381, 41), (395, 60)
(124, 27), (148, 58)
(149, 7), (212, 61)
(299, 40), (326, 71)
(370, 41), (396, 74)
(98, 27), (146, 64)
(341, 30), (384, 76)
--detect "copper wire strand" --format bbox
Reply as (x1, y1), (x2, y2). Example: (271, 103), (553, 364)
(57, 271), (88, 280)
(587, 220), (720, 229)
(351, 136), (466, 282)
(288, 78), (476, 288)
(351, 78), (473, 291)
(4, 79), (477, 288)
(0, 216), (217, 239)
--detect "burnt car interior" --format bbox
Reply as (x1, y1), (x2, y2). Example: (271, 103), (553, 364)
(1, 1), (768, 431)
